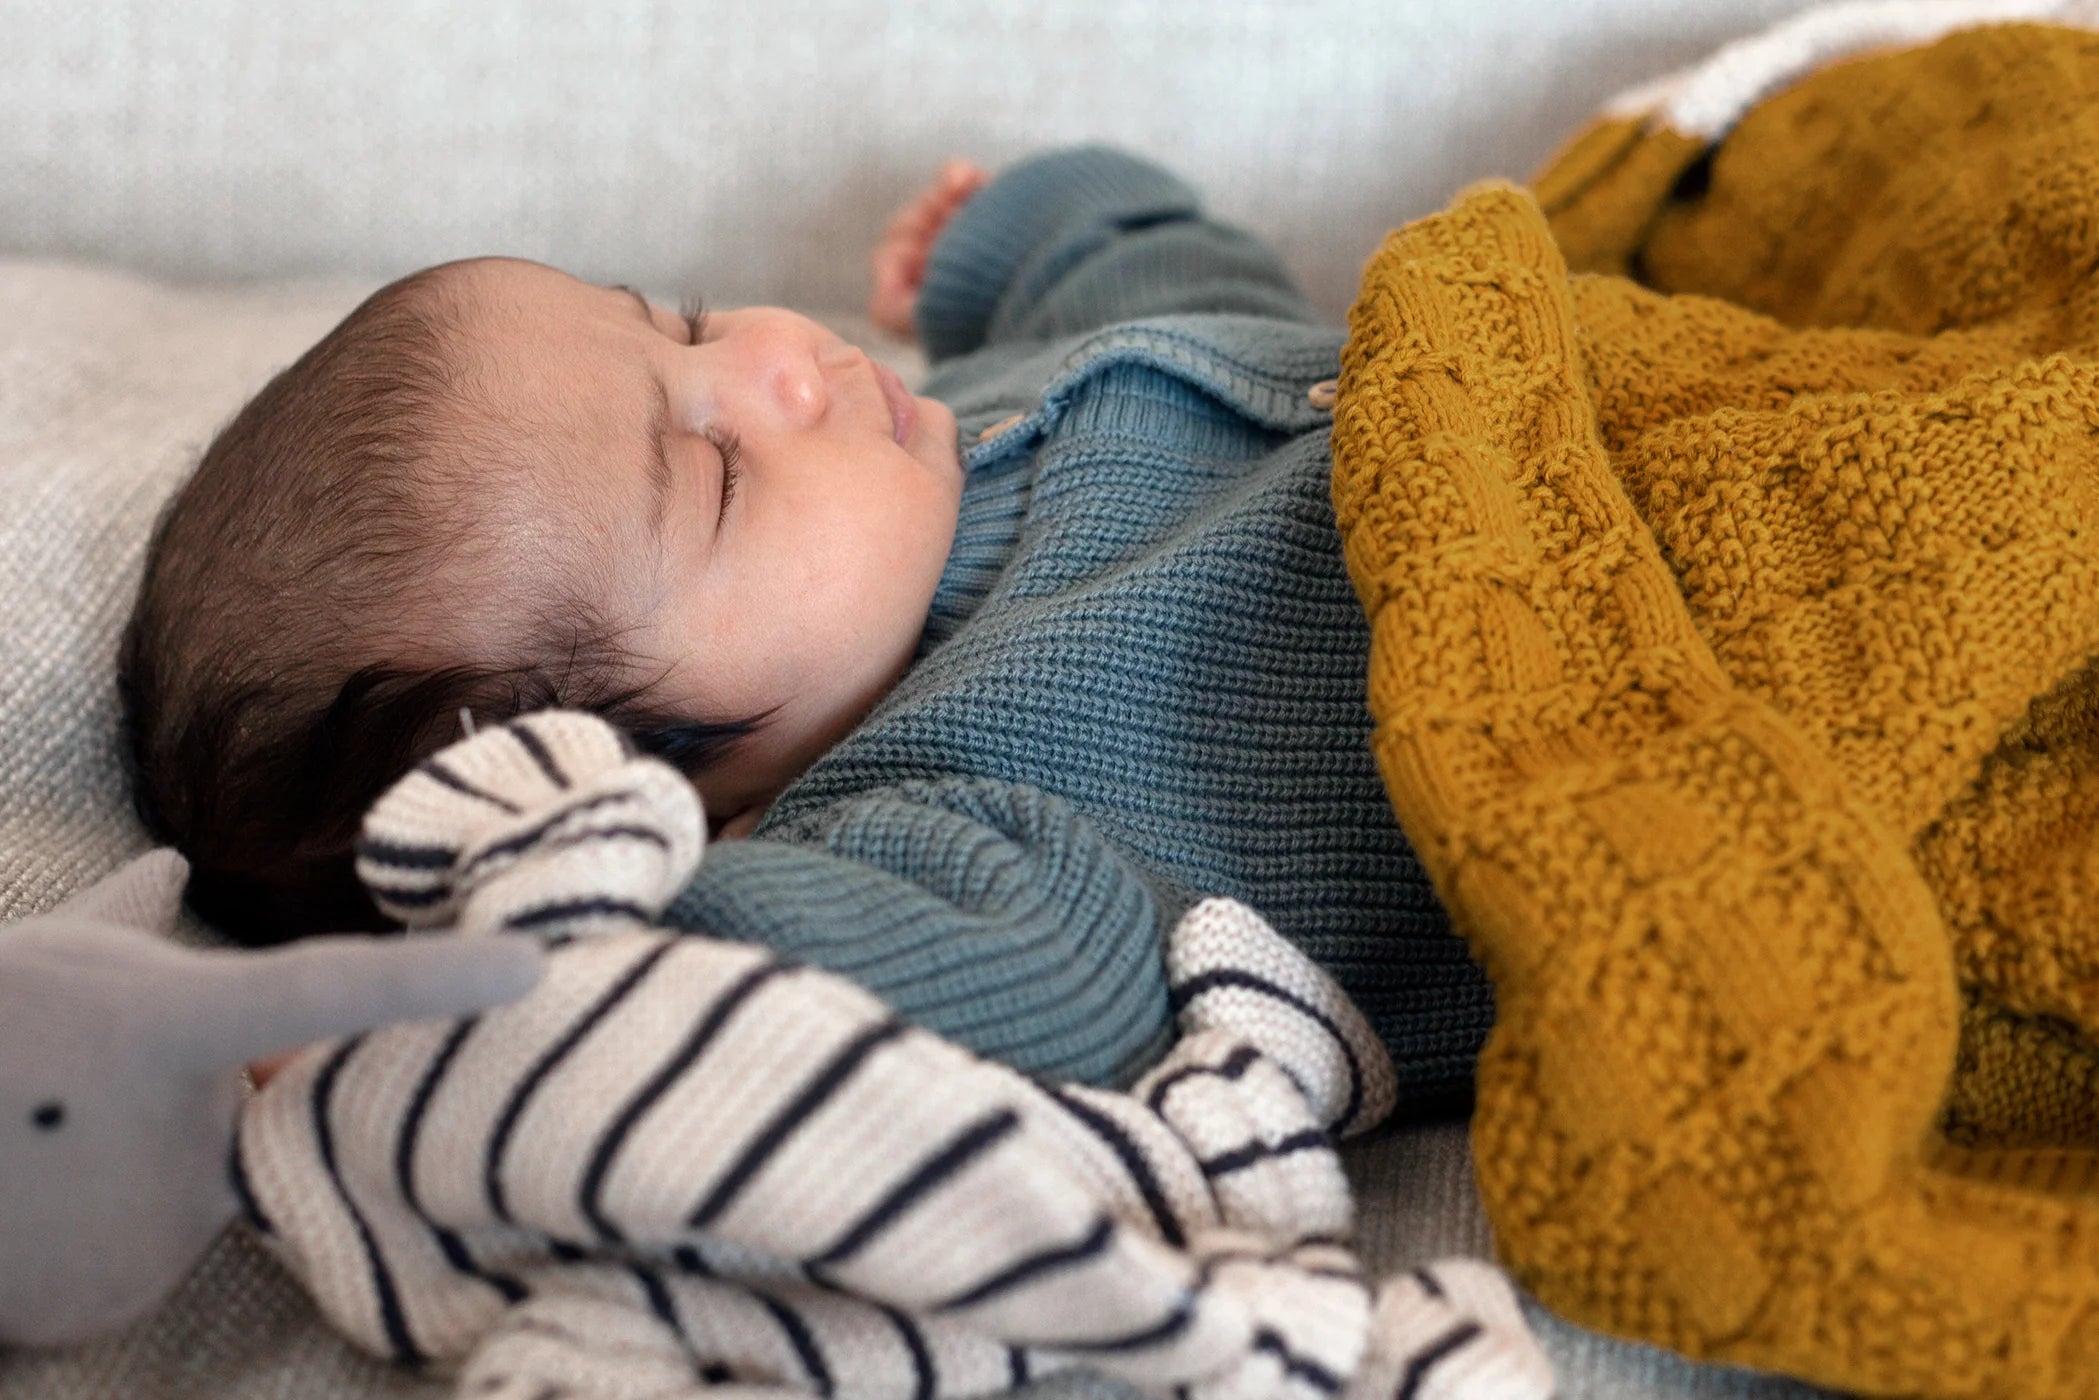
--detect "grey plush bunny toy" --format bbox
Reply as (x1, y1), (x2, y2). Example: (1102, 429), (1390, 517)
(0, 848), (543, 1348)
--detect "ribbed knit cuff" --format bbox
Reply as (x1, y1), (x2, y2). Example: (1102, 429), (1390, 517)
(662, 781), (1177, 1088)
(916, 144), (1203, 362)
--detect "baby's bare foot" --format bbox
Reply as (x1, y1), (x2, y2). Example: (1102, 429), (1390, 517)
(869, 157), (990, 338)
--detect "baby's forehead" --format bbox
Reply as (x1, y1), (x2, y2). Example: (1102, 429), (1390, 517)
(431, 256), (600, 319)
(422, 262), (639, 405)
(408, 261), (665, 598)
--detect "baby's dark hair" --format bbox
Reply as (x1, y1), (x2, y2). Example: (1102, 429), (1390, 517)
(119, 264), (761, 945)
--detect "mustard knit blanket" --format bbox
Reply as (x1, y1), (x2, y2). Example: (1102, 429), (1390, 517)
(1334, 15), (2099, 1399)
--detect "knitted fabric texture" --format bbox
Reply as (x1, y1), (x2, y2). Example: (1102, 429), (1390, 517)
(1333, 19), (2099, 1400)
(240, 710), (1555, 1400)
(663, 146), (1495, 1105)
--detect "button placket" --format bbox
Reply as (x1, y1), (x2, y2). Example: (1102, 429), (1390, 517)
(977, 413), (1026, 442)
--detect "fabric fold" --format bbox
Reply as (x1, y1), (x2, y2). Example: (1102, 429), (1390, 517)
(1333, 18), (2099, 1397)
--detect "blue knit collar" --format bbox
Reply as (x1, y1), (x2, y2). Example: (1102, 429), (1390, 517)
(920, 449), (1031, 655)
(916, 315), (1343, 653)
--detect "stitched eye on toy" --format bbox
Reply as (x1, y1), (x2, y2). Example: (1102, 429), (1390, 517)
(30, 1100), (64, 1130)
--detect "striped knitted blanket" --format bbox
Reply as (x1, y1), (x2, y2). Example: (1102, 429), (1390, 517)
(1331, 7), (2099, 1398)
(234, 712), (1552, 1400)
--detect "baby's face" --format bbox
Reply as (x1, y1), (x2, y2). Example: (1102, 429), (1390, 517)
(440, 258), (963, 828)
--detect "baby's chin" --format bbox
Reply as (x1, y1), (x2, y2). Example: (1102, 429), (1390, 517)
(907, 394), (963, 477)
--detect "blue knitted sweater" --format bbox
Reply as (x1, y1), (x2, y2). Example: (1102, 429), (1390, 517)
(666, 147), (1494, 1108)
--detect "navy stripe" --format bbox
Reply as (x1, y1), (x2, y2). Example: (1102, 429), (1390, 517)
(1395, 1320), (1483, 1400)
(1410, 1265), (1445, 1299)
(806, 1109), (1021, 1269)
(503, 896), (654, 932)
(629, 1267), (680, 1343)
(1045, 1084), (1187, 1246)
(1252, 1325), (1343, 1394)
(431, 1228), (525, 1305)
(1198, 1127), (1330, 1178)
(1143, 1042), (1261, 1112)
(757, 1292), (833, 1397)
(1169, 969), (1364, 1131)
(227, 1131), (273, 1236)
(418, 756), (522, 814)
(579, 958), (788, 1242)
(486, 940), (681, 1222)
(311, 1035), (425, 1367)
(1198, 1240), (1362, 1283)
(458, 790), (658, 880)
(395, 1017), (527, 1304)
(509, 720), (571, 789)
(354, 836), (459, 871)
(465, 823), (671, 884)
(361, 880), (450, 909)
(397, 1018), (477, 1214)
(934, 1216), (1115, 1313)
(673, 1244), (712, 1275)
(686, 1017), (909, 1231)
(633, 1261), (728, 1392)
(879, 1304), (936, 1400)
(1054, 1291), (1195, 1354)
(1007, 1347), (1031, 1386)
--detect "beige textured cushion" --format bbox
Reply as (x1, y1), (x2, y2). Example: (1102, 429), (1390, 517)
(0, 260), (369, 920)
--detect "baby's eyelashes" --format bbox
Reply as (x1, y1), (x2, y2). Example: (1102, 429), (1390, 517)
(706, 426), (744, 528)
(680, 296), (712, 346)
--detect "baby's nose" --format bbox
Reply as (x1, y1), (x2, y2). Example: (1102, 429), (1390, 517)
(766, 334), (859, 429)
(769, 356), (829, 426)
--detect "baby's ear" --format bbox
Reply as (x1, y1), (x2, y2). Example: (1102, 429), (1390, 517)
(49, 849), (189, 933)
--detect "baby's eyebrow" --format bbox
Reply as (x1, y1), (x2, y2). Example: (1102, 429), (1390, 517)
(641, 378), (673, 539)
(605, 285), (677, 537)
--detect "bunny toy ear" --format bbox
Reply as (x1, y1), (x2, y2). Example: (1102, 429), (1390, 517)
(155, 932), (546, 1074)
(47, 849), (189, 932)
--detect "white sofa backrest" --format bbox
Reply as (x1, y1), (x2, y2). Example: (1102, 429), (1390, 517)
(0, 0), (1819, 318)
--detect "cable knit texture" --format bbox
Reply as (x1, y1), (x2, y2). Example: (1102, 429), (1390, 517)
(666, 146), (1496, 1104)
(1333, 19), (2099, 1398)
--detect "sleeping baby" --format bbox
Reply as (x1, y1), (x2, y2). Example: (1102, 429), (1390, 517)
(119, 146), (1497, 1100)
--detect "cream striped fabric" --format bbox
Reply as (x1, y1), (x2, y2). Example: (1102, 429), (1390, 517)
(234, 711), (1553, 1399)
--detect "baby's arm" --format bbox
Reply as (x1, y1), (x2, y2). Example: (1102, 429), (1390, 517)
(352, 715), (1174, 1087)
(913, 145), (1321, 363)
(664, 777), (1175, 1087)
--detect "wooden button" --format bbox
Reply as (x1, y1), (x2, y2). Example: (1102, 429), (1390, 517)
(978, 413), (1025, 442)
(1306, 379), (1339, 410)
